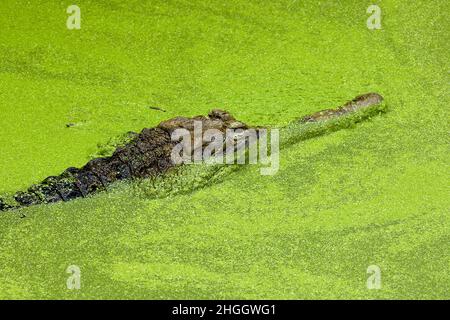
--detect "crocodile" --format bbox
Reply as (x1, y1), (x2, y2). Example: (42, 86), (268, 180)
(0, 92), (385, 212)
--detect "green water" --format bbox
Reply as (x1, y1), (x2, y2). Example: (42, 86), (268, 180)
(0, 0), (448, 299)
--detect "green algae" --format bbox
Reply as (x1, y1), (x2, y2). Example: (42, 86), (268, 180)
(89, 131), (138, 160)
(0, 0), (448, 299)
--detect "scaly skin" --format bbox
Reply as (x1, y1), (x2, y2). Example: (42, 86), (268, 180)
(0, 93), (384, 211)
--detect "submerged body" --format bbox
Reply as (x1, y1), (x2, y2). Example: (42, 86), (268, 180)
(0, 93), (384, 211)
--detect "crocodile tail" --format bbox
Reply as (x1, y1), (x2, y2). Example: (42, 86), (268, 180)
(0, 127), (178, 211)
(0, 197), (18, 211)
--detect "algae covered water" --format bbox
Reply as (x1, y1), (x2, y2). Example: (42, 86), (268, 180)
(0, 1), (448, 299)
